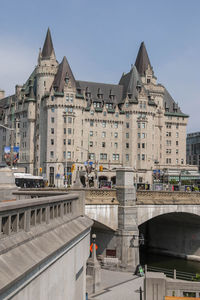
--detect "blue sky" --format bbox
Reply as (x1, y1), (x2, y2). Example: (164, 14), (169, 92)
(0, 0), (200, 132)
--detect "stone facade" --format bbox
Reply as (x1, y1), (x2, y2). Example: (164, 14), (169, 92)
(0, 30), (189, 187)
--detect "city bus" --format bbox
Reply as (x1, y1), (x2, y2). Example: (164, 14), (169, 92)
(14, 173), (45, 188)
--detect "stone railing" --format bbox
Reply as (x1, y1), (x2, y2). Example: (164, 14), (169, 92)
(85, 189), (118, 205)
(137, 190), (200, 205)
(0, 193), (79, 239)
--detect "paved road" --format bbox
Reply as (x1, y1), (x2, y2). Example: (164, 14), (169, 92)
(89, 269), (144, 300)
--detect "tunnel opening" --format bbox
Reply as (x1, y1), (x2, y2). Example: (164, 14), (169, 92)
(138, 212), (200, 273)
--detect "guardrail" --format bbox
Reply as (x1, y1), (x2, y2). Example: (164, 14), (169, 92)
(144, 265), (199, 281)
(0, 193), (79, 238)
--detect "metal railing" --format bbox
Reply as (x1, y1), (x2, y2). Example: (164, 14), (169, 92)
(144, 264), (199, 281)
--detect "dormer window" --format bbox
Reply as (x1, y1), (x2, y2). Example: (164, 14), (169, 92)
(85, 87), (91, 98)
(136, 81), (141, 93)
(128, 93), (132, 99)
(97, 88), (103, 99)
(147, 77), (151, 84)
(65, 73), (69, 84)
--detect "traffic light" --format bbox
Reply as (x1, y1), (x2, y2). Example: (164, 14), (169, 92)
(99, 165), (103, 172)
(39, 167), (42, 173)
(71, 164), (75, 172)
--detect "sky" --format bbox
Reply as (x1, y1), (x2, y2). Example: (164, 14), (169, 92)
(0, 0), (200, 132)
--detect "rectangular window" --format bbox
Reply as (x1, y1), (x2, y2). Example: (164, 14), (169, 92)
(50, 151), (54, 158)
(102, 131), (106, 138)
(176, 132), (179, 138)
(114, 132), (118, 138)
(102, 142), (106, 147)
(51, 117), (54, 123)
(126, 133), (129, 138)
(137, 123), (140, 129)
(113, 154), (119, 161)
(51, 139), (54, 145)
(68, 139), (71, 145)
(138, 143), (140, 148)
(138, 133), (140, 138)
(64, 128), (66, 134)
(100, 153), (107, 160)
(176, 149), (178, 154)
(126, 122), (129, 128)
(64, 117), (66, 123)
(114, 142), (118, 148)
(63, 151), (66, 158)
(126, 143), (129, 148)
(90, 131), (93, 136)
(51, 128), (54, 134)
(63, 139), (66, 145)
(90, 141), (93, 147)
(67, 151), (71, 159)
(114, 122), (118, 128)
(138, 154), (140, 160)
(176, 141), (179, 146)
(126, 154), (129, 161)
(68, 128), (72, 134)
(102, 121), (106, 128)
(89, 153), (95, 160)
(142, 123), (145, 129)
(142, 143), (145, 149)
(142, 133), (145, 139)
(68, 117), (72, 123)
(90, 120), (94, 126)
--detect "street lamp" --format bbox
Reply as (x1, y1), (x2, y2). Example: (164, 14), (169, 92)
(76, 146), (99, 188)
(0, 124), (15, 169)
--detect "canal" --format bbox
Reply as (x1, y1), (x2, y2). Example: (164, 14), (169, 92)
(140, 251), (200, 274)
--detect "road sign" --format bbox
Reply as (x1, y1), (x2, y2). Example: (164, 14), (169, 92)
(84, 161), (88, 166)
(89, 161), (93, 166)
(55, 173), (60, 179)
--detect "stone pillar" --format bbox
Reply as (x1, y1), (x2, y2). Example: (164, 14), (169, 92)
(87, 234), (101, 294)
(115, 167), (139, 271)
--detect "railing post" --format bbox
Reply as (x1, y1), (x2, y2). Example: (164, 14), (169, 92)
(46, 206), (50, 224)
(145, 264), (147, 273)
(174, 269), (176, 279)
(25, 209), (31, 232)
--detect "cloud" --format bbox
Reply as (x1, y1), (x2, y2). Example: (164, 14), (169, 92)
(0, 37), (37, 96)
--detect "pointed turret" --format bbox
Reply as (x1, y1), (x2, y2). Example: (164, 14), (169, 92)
(53, 56), (76, 92)
(135, 42), (152, 76)
(119, 65), (142, 102)
(41, 28), (55, 59)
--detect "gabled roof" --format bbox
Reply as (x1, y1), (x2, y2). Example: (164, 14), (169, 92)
(119, 65), (142, 101)
(76, 80), (123, 105)
(53, 56), (76, 93)
(163, 88), (183, 114)
(41, 28), (55, 59)
(135, 42), (152, 76)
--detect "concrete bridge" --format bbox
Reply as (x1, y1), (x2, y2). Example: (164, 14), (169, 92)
(85, 188), (200, 228)
(82, 169), (200, 268)
(0, 190), (93, 300)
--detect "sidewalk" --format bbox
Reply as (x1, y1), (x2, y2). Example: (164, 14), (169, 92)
(89, 269), (144, 300)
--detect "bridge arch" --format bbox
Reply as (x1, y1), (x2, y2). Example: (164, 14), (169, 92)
(137, 204), (200, 226)
(85, 204), (118, 231)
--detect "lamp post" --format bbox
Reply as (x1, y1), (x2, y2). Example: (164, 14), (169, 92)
(76, 146), (98, 188)
(0, 124), (15, 169)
